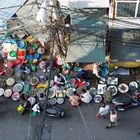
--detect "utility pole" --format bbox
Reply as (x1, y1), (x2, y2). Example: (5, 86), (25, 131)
(35, 1), (62, 139)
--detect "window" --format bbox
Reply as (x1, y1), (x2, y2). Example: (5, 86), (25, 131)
(116, 0), (140, 18)
(137, 2), (140, 16)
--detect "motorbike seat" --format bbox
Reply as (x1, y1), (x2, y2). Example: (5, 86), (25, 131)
(46, 107), (59, 115)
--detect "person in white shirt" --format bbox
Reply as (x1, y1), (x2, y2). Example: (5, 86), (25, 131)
(54, 73), (66, 86)
(93, 63), (100, 78)
(106, 109), (118, 128)
(32, 103), (40, 113)
(80, 89), (92, 103)
(109, 109), (118, 125)
(97, 103), (110, 118)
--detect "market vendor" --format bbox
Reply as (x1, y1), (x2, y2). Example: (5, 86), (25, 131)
(98, 62), (109, 78)
(32, 103), (40, 113)
(69, 94), (80, 106)
(75, 69), (88, 80)
(93, 63), (100, 78)
(80, 89), (92, 104)
(76, 78), (86, 87)
(54, 73), (66, 86)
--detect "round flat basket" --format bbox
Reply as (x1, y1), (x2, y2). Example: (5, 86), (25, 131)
(27, 97), (36, 105)
(94, 94), (103, 103)
(20, 92), (29, 100)
(48, 89), (56, 98)
(56, 98), (64, 105)
(30, 89), (37, 97)
(0, 80), (6, 88)
(66, 87), (75, 97)
(89, 87), (97, 96)
(76, 86), (87, 95)
(0, 88), (4, 96)
(37, 47), (45, 54)
(6, 78), (15, 86)
(107, 85), (118, 96)
(12, 92), (20, 101)
(5, 68), (14, 76)
(4, 89), (12, 97)
(30, 77), (39, 86)
(48, 98), (57, 105)
(129, 81), (139, 91)
(37, 91), (45, 98)
(39, 76), (46, 83)
(118, 83), (129, 94)
(13, 83), (23, 93)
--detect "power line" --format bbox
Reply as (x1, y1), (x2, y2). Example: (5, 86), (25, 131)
(1, 1), (140, 29)
(73, 27), (140, 47)
(24, 3), (37, 18)
(0, 1), (39, 10)
(1, 3), (140, 48)
(37, 1), (57, 133)
(1, 22), (140, 49)
(1, 4), (140, 28)
(61, 5), (140, 27)
(1, 5), (140, 35)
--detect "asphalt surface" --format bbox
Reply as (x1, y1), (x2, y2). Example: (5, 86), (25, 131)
(0, 96), (140, 140)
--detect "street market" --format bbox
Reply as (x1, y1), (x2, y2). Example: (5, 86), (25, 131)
(0, 34), (140, 116)
(1, 0), (140, 140)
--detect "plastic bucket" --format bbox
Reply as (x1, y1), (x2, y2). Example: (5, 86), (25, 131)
(10, 51), (17, 57)
(4, 89), (12, 97)
(32, 43), (39, 49)
(33, 53), (40, 59)
(17, 50), (25, 57)
(26, 54), (32, 59)
(17, 40), (27, 49)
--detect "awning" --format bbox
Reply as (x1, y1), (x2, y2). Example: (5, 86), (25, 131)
(65, 8), (107, 63)
(110, 29), (140, 62)
(0, 0), (27, 29)
(65, 31), (105, 63)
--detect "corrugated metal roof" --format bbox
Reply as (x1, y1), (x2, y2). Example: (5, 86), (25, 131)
(0, 0), (27, 19)
(0, 0), (27, 29)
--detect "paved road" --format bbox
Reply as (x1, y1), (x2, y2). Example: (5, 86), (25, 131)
(46, 101), (140, 140)
(1, 96), (140, 140)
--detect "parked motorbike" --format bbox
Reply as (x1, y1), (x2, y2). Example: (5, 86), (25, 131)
(45, 106), (64, 117)
(112, 93), (140, 111)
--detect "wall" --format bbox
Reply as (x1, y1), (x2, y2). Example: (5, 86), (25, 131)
(58, 0), (109, 8)
(109, 0), (140, 29)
